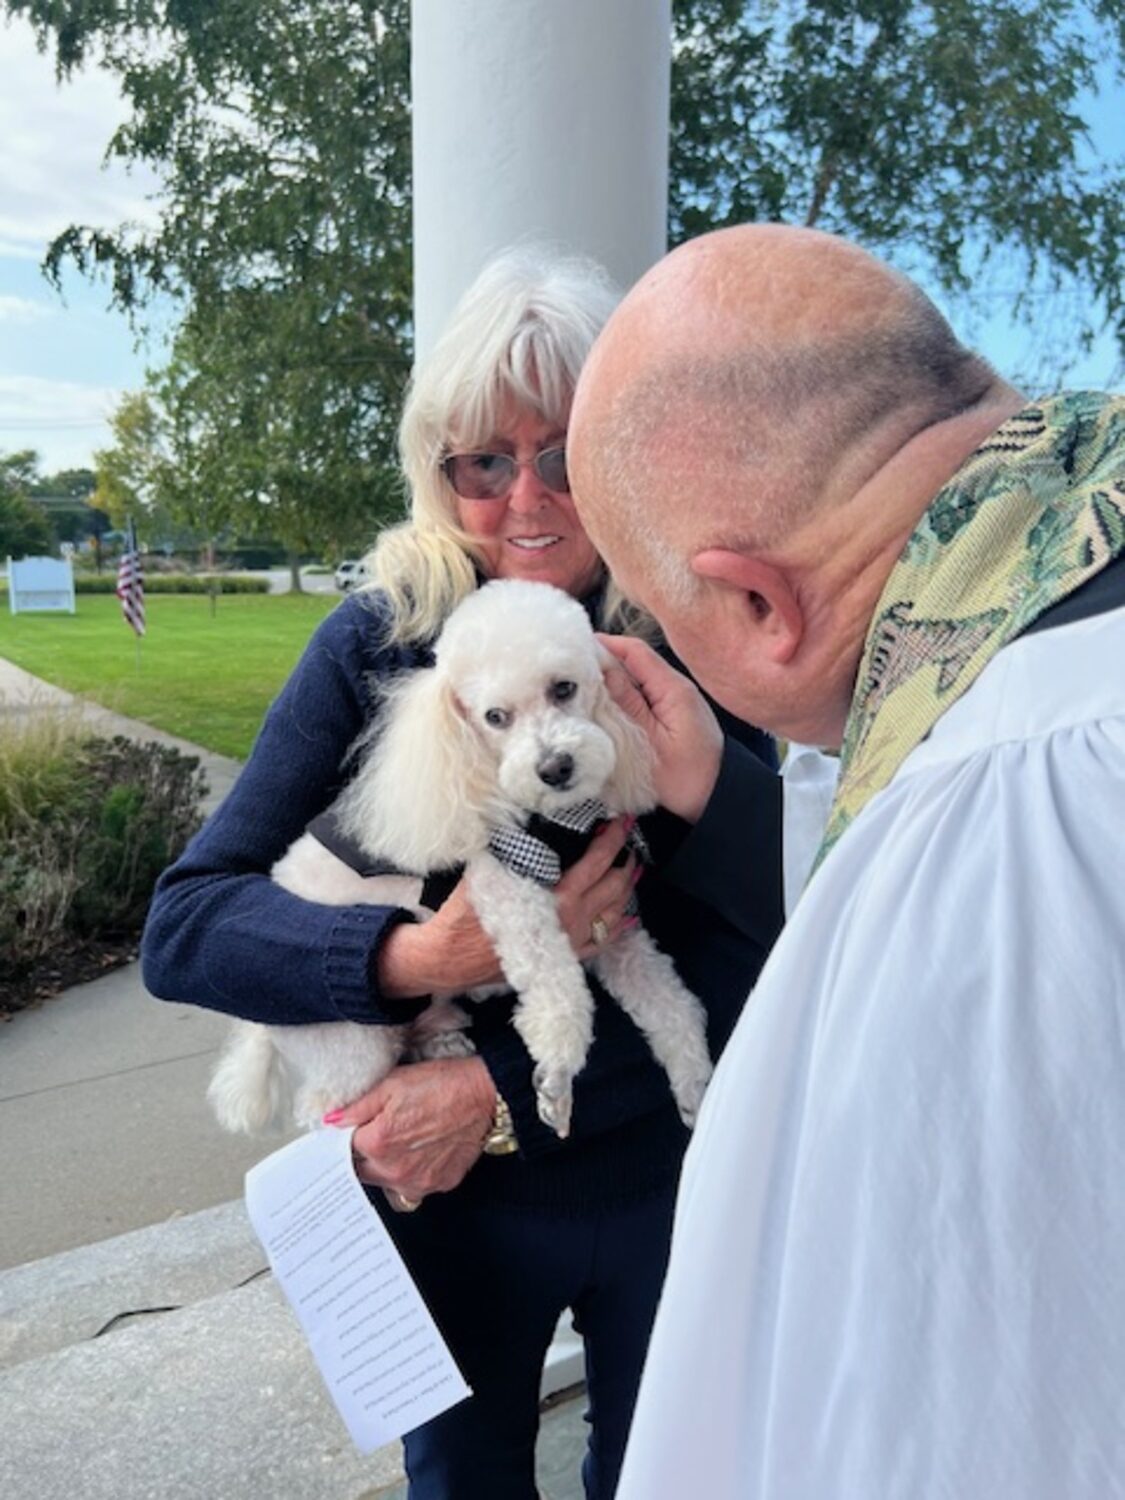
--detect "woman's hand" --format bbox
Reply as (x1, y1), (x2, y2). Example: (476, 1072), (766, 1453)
(598, 635), (724, 823)
(342, 821), (640, 1206)
(331, 1056), (497, 1204)
(377, 820), (640, 997)
(553, 817), (639, 959)
(378, 881), (505, 998)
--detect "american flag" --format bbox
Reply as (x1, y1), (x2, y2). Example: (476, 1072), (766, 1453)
(116, 519), (146, 637)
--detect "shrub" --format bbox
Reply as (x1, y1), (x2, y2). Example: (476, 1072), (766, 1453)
(222, 545), (292, 569)
(69, 738), (208, 935)
(0, 713), (207, 993)
(73, 573), (269, 594)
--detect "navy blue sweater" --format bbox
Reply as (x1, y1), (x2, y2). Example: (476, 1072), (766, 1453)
(142, 590), (783, 1213)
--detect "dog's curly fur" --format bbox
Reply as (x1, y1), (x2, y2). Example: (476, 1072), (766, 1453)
(208, 580), (713, 1137)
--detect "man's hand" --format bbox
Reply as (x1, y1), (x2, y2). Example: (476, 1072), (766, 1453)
(599, 635), (724, 822)
(330, 1056), (497, 1205)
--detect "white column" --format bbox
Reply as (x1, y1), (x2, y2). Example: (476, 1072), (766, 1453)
(410, 0), (672, 362)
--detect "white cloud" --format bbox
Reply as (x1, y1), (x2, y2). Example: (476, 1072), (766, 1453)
(0, 17), (162, 261)
(0, 17), (159, 469)
(0, 294), (51, 323)
(0, 239), (42, 262)
(0, 374), (122, 469)
(0, 372), (119, 419)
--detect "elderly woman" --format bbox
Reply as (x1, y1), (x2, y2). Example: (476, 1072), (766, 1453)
(142, 249), (783, 1500)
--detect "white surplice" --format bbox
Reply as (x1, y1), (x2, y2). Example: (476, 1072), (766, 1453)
(618, 606), (1125, 1500)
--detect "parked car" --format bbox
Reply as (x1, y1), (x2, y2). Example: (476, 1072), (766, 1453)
(334, 559), (369, 591)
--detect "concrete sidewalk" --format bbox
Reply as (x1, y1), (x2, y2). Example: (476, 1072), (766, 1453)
(0, 654), (256, 1268)
(0, 958), (283, 1270)
(0, 659), (589, 1499)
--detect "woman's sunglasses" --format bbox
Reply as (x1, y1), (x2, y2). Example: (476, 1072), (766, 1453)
(441, 445), (569, 500)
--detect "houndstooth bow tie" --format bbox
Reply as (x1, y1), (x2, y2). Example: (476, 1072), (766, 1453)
(487, 799), (649, 888)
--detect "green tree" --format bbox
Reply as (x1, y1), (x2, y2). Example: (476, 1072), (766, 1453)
(93, 392), (167, 532)
(670, 1), (1124, 379)
(31, 466), (96, 501)
(93, 386), (223, 565)
(1, 451), (54, 558)
(97, 334), (398, 586)
(148, 293), (407, 588)
(9, 0), (1122, 455)
(52, 502), (111, 550)
(11, 0), (412, 576)
(25, 467), (102, 549)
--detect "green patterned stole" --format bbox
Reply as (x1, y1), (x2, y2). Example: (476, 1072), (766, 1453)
(814, 392), (1125, 872)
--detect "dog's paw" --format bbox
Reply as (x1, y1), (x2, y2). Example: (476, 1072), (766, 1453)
(532, 1064), (574, 1139)
(412, 1030), (477, 1062)
(672, 1065), (712, 1129)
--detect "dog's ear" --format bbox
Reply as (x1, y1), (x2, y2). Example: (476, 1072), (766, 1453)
(339, 665), (493, 869)
(592, 677), (656, 816)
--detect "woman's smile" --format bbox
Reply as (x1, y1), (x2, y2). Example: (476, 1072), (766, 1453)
(454, 410), (602, 596)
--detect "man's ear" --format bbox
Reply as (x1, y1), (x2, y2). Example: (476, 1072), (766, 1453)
(690, 548), (803, 664)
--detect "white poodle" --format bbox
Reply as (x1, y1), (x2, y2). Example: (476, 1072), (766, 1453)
(208, 579), (713, 1139)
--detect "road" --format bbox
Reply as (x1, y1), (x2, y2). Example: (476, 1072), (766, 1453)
(263, 567), (340, 595)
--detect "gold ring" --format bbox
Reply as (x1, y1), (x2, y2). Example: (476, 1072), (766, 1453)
(393, 1191), (422, 1213)
(590, 915), (610, 947)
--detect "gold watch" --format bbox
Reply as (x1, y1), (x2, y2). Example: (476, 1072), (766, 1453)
(482, 1093), (518, 1156)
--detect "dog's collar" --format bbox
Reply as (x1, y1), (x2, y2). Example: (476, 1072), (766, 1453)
(487, 801), (649, 888)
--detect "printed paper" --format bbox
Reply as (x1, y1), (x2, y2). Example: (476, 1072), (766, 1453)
(245, 1124), (470, 1452)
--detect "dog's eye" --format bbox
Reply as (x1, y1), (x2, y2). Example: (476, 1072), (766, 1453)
(484, 707), (512, 729)
(550, 680), (577, 704)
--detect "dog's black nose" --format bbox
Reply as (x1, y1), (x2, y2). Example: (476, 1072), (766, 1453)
(538, 752), (574, 788)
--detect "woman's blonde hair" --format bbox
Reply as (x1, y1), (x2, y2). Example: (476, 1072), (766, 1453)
(365, 245), (654, 643)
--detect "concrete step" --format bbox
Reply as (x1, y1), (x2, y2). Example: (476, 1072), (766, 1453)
(0, 1199), (262, 1370)
(0, 1198), (586, 1500)
(0, 1266), (406, 1500)
(0, 1197), (403, 1497)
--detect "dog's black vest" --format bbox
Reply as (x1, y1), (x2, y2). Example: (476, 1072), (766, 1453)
(306, 799), (645, 910)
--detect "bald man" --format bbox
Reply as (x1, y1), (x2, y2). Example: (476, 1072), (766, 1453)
(570, 226), (1125, 1499)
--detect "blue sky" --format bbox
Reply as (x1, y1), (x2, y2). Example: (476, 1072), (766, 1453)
(0, 16), (168, 473)
(0, 11), (1121, 477)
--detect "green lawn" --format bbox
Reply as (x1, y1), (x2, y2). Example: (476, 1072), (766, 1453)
(0, 591), (339, 759)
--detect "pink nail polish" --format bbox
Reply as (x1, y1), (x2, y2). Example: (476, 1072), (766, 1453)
(322, 1108), (345, 1125)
